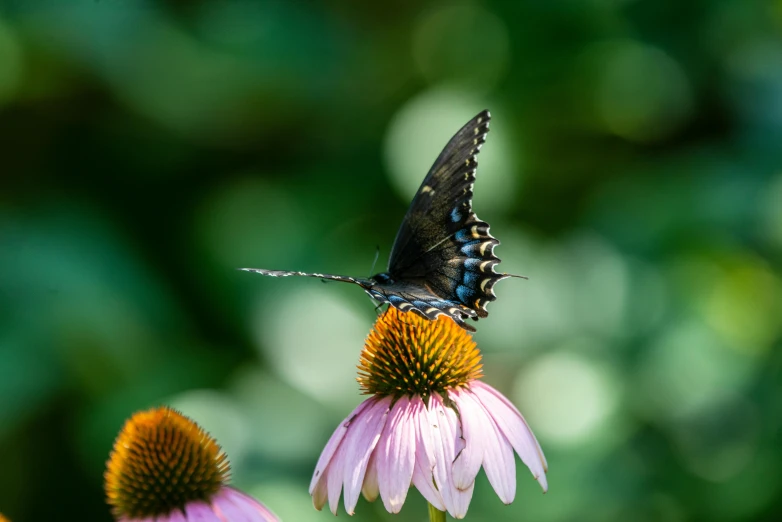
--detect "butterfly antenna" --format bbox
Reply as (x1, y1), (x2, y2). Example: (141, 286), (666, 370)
(368, 245), (380, 278)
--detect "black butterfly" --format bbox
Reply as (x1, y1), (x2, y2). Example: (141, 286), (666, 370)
(241, 110), (522, 331)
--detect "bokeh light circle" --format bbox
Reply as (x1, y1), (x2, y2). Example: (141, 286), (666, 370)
(477, 231), (631, 352)
(384, 88), (518, 212)
(634, 320), (759, 422)
(252, 285), (368, 409)
(512, 349), (621, 447)
(166, 388), (251, 467)
(702, 256), (782, 353)
(587, 40), (693, 142)
(197, 177), (307, 270)
(412, 3), (510, 92)
(229, 366), (334, 463)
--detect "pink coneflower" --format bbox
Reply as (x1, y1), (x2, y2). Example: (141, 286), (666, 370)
(310, 308), (548, 519)
(105, 407), (279, 522)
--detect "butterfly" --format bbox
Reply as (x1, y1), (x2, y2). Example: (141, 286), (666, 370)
(241, 110), (522, 331)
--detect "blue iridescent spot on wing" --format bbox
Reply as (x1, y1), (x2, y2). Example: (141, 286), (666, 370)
(463, 271), (480, 286)
(430, 299), (454, 309)
(464, 258), (482, 270)
(388, 295), (406, 305)
(460, 240), (482, 255)
(451, 207), (462, 223)
(412, 300), (430, 310)
(455, 229), (470, 242)
(457, 285), (476, 304)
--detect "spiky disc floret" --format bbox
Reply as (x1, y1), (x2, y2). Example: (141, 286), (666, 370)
(104, 407), (230, 519)
(357, 308), (483, 401)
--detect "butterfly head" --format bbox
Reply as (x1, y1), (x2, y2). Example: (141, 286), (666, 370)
(370, 272), (395, 285)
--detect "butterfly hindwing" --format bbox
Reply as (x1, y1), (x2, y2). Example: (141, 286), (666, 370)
(363, 277), (476, 331)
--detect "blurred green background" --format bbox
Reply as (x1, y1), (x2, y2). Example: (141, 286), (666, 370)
(1, 0), (781, 521)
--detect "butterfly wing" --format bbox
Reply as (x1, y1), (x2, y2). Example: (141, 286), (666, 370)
(363, 277), (478, 331)
(382, 110), (515, 325)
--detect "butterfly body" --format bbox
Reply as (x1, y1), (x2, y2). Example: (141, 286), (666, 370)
(242, 110), (520, 331)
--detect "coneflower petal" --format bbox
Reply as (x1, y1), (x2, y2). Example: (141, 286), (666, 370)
(185, 501), (220, 521)
(342, 396), (391, 514)
(361, 452), (380, 502)
(309, 399), (373, 493)
(429, 394), (475, 519)
(423, 395), (454, 511)
(377, 396), (416, 513)
(215, 488), (279, 522)
(412, 460), (446, 511)
(311, 467), (329, 511)
(212, 490), (249, 522)
(326, 445), (346, 514)
(472, 381), (548, 491)
(463, 389), (517, 503)
(411, 397), (446, 511)
(451, 388), (486, 490)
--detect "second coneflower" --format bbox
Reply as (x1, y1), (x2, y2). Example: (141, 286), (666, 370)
(105, 406), (279, 522)
(310, 308), (548, 520)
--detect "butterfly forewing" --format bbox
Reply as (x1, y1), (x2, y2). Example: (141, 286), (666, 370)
(388, 110), (490, 271)
(382, 110), (510, 320)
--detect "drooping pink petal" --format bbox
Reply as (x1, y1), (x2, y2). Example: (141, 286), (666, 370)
(428, 394), (475, 519)
(311, 466), (329, 511)
(326, 443), (347, 514)
(376, 396), (416, 513)
(212, 487), (279, 522)
(412, 459), (445, 511)
(420, 394), (454, 512)
(341, 395), (392, 514)
(449, 388), (486, 490)
(460, 389), (517, 503)
(361, 451), (380, 502)
(411, 396), (445, 511)
(183, 501), (221, 522)
(471, 381), (548, 492)
(450, 479), (475, 520)
(310, 398), (374, 493)
(315, 397), (385, 514)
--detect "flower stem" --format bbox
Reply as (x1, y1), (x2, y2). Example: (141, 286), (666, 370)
(428, 502), (446, 522)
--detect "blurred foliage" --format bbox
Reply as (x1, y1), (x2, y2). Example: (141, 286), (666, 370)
(1, 0), (781, 521)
